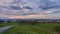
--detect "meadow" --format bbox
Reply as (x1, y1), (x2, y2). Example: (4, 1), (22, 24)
(1, 23), (60, 34)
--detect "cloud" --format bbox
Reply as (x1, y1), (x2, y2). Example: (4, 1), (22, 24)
(38, 0), (60, 10)
(40, 9), (60, 14)
(39, 5), (60, 10)
(0, 0), (13, 6)
(0, 0), (60, 19)
(23, 6), (33, 10)
(9, 6), (22, 10)
(0, 14), (60, 19)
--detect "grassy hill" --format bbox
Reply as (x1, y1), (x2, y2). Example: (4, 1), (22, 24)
(2, 23), (60, 34)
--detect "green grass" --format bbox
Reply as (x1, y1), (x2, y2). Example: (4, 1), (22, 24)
(0, 23), (18, 27)
(2, 23), (60, 34)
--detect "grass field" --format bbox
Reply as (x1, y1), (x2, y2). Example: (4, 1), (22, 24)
(0, 23), (18, 27)
(2, 23), (60, 34)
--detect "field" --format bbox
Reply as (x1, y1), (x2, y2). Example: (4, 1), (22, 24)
(0, 23), (18, 27)
(0, 23), (12, 27)
(1, 23), (60, 34)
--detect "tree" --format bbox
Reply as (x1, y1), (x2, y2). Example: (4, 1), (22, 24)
(0, 20), (4, 24)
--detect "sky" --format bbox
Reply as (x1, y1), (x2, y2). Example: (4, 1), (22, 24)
(0, 0), (60, 19)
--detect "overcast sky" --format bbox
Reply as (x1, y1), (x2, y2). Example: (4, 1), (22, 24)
(0, 0), (60, 19)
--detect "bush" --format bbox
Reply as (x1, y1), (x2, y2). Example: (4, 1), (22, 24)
(55, 26), (60, 32)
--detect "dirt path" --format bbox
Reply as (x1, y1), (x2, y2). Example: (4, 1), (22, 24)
(0, 26), (13, 34)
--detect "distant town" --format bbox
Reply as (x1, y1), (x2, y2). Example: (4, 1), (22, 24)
(0, 19), (60, 24)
